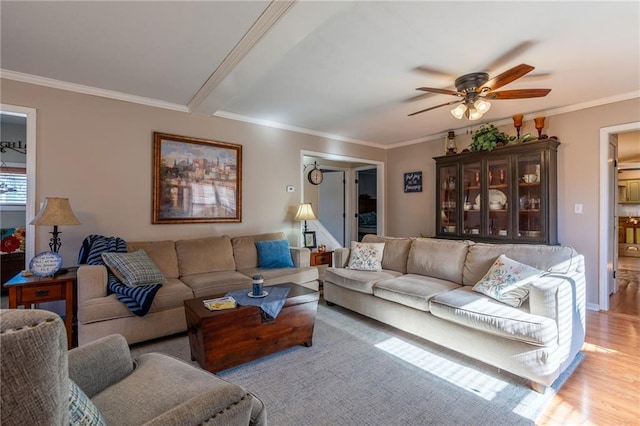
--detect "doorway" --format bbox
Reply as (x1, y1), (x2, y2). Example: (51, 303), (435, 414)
(611, 130), (640, 316)
(301, 152), (383, 248)
(356, 168), (377, 241)
(599, 123), (640, 314)
(0, 105), (36, 282)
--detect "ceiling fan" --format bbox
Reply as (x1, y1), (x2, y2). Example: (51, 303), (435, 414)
(408, 63), (551, 120)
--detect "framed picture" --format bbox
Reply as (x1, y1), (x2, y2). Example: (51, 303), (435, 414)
(303, 231), (317, 249)
(153, 132), (242, 224)
(404, 171), (422, 193)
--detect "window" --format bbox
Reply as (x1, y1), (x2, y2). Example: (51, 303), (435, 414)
(0, 166), (27, 206)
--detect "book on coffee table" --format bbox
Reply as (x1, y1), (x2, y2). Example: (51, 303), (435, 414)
(203, 296), (237, 311)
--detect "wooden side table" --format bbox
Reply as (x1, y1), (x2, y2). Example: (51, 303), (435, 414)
(4, 269), (77, 349)
(310, 250), (333, 267)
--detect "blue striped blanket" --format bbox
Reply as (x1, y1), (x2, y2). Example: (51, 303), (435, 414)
(78, 235), (161, 317)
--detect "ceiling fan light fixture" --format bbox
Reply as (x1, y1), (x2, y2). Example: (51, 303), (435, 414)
(467, 106), (482, 121)
(474, 98), (491, 114)
(451, 103), (467, 119)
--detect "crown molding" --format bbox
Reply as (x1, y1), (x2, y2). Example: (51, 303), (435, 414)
(1, 69), (190, 113)
(2, 68), (637, 150)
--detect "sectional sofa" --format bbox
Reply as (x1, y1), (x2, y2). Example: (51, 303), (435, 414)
(324, 235), (586, 392)
(77, 232), (319, 346)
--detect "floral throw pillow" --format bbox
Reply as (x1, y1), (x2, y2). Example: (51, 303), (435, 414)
(347, 242), (385, 271)
(472, 254), (543, 307)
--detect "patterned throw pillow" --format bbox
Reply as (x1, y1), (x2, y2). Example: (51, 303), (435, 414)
(347, 242), (385, 271)
(69, 379), (106, 425)
(472, 254), (543, 307)
(101, 249), (165, 287)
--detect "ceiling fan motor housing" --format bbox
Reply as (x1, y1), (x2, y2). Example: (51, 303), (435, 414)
(454, 72), (489, 94)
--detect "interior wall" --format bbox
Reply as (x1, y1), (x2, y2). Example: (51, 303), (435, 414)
(387, 98), (640, 308)
(0, 79), (386, 266)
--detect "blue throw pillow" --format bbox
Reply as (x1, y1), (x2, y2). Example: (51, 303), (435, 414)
(255, 239), (294, 269)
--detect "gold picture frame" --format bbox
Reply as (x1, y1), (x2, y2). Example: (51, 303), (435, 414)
(153, 132), (242, 224)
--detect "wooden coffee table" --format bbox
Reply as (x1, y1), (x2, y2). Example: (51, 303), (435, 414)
(184, 283), (319, 373)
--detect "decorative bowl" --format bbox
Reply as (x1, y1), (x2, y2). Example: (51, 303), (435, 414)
(522, 174), (538, 183)
(489, 202), (503, 210)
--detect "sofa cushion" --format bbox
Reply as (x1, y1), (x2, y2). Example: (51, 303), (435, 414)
(101, 250), (165, 287)
(127, 241), (179, 279)
(180, 270), (252, 299)
(238, 266), (318, 288)
(324, 267), (402, 294)
(175, 236), (235, 276)
(472, 255), (543, 307)
(255, 239), (294, 269)
(362, 235), (412, 273)
(407, 238), (470, 283)
(347, 241), (385, 271)
(463, 243), (578, 286)
(232, 232), (287, 270)
(373, 274), (461, 312)
(430, 287), (558, 346)
(78, 279), (192, 324)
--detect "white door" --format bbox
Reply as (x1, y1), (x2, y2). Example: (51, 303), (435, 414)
(318, 170), (345, 246)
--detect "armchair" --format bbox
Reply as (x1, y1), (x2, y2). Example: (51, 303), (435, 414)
(1, 309), (267, 425)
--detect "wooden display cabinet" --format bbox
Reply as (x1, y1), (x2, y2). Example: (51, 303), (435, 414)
(435, 138), (559, 245)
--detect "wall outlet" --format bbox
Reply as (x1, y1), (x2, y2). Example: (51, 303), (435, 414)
(574, 204), (583, 214)
(286, 185), (294, 193)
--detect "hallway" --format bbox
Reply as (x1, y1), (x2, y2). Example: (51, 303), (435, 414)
(611, 256), (640, 316)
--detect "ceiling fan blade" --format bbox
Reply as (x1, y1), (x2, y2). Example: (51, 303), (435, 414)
(480, 64), (535, 92)
(482, 41), (537, 72)
(408, 100), (462, 116)
(413, 65), (457, 79)
(485, 88), (551, 100)
(416, 87), (462, 96)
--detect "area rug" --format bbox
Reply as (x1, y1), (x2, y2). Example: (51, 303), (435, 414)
(130, 301), (583, 426)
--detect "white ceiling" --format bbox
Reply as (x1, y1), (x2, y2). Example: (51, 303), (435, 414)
(2, 1), (639, 148)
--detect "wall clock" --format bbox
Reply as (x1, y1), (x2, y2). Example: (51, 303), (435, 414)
(307, 164), (323, 185)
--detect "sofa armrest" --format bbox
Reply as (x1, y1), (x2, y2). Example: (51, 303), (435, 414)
(529, 255), (586, 360)
(290, 247), (311, 268)
(334, 248), (350, 268)
(68, 334), (134, 398)
(144, 388), (266, 426)
(77, 265), (109, 304)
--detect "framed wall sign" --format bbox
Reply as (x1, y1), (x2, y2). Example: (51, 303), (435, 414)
(404, 171), (423, 193)
(303, 231), (317, 249)
(29, 251), (63, 277)
(153, 132), (242, 224)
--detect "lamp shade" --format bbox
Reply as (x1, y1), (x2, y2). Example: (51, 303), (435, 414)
(30, 197), (81, 226)
(294, 203), (316, 221)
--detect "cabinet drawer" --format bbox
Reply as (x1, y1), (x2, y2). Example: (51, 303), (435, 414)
(20, 284), (63, 303)
(311, 252), (333, 266)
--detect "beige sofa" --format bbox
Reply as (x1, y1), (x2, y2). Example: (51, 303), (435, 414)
(77, 232), (319, 346)
(324, 235), (586, 391)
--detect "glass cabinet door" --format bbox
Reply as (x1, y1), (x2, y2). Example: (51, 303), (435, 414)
(487, 158), (511, 238)
(438, 165), (458, 235)
(517, 153), (543, 240)
(461, 162), (481, 236)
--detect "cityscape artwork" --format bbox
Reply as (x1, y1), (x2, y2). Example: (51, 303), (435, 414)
(153, 132), (242, 223)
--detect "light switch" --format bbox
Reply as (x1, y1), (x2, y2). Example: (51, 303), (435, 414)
(574, 204), (583, 214)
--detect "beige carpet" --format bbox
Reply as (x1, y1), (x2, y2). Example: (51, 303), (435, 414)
(130, 300), (582, 426)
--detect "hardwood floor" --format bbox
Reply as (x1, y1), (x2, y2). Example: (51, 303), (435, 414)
(611, 256), (640, 317)
(537, 310), (640, 425)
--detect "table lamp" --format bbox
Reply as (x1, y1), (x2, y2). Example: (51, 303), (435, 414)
(294, 203), (316, 232)
(30, 197), (81, 253)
